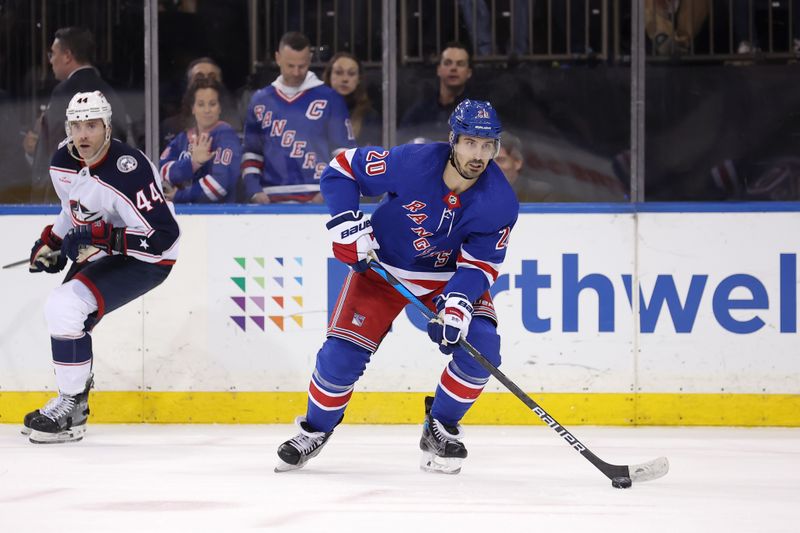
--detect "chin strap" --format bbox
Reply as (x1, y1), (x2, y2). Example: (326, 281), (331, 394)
(66, 137), (111, 167)
(66, 125), (112, 166)
(448, 149), (479, 181)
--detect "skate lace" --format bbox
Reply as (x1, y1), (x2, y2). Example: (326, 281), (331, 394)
(40, 394), (75, 421)
(289, 432), (324, 454)
(431, 419), (462, 443)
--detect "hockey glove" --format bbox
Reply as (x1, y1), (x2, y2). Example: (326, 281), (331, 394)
(426, 292), (474, 354)
(62, 220), (126, 262)
(326, 210), (380, 273)
(29, 224), (66, 273)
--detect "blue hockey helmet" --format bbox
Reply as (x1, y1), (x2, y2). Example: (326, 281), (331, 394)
(448, 99), (502, 142)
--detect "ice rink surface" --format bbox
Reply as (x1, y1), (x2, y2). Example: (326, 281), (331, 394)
(1, 424), (798, 533)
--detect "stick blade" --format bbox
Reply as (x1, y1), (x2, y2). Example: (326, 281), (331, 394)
(629, 456), (669, 483)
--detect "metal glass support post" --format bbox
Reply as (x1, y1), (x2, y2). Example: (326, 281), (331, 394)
(144, 0), (159, 163)
(382, 0), (398, 148)
(630, 0), (645, 202)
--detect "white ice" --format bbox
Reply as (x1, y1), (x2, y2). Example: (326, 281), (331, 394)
(1, 424), (798, 533)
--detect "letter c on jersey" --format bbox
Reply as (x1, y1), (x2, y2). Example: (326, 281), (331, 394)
(306, 100), (328, 120)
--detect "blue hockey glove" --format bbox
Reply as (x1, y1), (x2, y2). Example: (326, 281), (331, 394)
(426, 292), (474, 354)
(62, 220), (126, 262)
(326, 210), (380, 273)
(29, 224), (66, 273)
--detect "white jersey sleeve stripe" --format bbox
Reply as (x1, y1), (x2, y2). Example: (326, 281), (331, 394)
(242, 152), (264, 162)
(160, 161), (174, 183)
(199, 175), (227, 201)
(329, 148), (357, 180)
(457, 248), (501, 285)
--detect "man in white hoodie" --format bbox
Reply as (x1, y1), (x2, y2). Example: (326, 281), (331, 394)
(241, 32), (356, 203)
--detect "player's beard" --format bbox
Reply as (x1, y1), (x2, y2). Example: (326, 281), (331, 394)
(453, 152), (485, 180)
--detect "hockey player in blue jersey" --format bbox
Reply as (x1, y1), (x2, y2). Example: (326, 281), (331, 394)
(159, 76), (242, 203)
(241, 31), (355, 203)
(23, 91), (180, 444)
(275, 99), (518, 474)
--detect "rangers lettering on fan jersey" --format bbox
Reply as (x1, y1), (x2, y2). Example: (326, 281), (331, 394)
(320, 142), (518, 304)
(49, 139), (180, 264)
(242, 74), (355, 202)
(159, 121), (241, 203)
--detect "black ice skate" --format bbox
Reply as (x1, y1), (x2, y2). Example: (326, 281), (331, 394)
(419, 396), (468, 474)
(275, 416), (334, 472)
(23, 374), (94, 437)
(20, 409), (40, 436)
(27, 378), (92, 444)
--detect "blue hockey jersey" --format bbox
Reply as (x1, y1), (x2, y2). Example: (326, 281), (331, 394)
(159, 121), (242, 203)
(321, 142), (519, 303)
(242, 73), (355, 202)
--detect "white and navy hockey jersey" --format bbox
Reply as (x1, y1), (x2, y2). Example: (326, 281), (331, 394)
(49, 139), (180, 264)
(159, 121), (242, 203)
(242, 72), (355, 202)
(321, 142), (519, 303)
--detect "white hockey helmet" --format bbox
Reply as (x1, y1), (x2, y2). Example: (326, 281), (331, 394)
(64, 90), (113, 138)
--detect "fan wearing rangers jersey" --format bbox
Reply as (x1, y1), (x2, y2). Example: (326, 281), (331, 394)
(276, 99), (518, 474)
(23, 91), (180, 444)
(159, 76), (242, 203)
(241, 31), (355, 203)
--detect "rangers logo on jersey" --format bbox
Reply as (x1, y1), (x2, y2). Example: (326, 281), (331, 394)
(351, 312), (366, 327)
(117, 155), (138, 173)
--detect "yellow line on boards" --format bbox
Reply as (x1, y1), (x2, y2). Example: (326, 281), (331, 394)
(1, 392), (798, 426)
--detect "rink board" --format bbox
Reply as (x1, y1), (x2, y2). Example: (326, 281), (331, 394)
(0, 205), (798, 425)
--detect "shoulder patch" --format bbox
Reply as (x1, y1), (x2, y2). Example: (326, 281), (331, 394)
(117, 155), (138, 173)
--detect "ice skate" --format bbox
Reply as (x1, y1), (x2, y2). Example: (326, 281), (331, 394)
(21, 409), (40, 436)
(28, 378), (92, 444)
(275, 416), (335, 472)
(419, 396), (468, 474)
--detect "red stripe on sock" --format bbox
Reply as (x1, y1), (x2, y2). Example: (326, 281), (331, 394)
(308, 379), (353, 409)
(439, 367), (484, 401)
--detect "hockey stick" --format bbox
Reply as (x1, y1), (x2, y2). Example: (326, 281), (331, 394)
(2, 250), (60, 269)
(366, 253), (669, 487)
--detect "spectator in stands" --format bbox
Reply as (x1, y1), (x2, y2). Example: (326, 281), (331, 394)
(160, 57), (240, 151)
(24, 27), (131, 203)
(322, 52), (381, 146)
(159, 77), (242, 203)
(645, 0), (709, 56)
(241, 31), (355, 203)
(495, 131), (554, 202)
(399, 42), (474, 143)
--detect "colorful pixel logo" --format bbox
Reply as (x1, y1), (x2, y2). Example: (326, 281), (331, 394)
(229, 256), (305, 331)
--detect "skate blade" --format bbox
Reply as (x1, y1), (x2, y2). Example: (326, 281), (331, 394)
(21, 427), (32, 436)
(29, 425), (86, 444)
(274, 458), (304, 473)
(420, 451), (462, 475)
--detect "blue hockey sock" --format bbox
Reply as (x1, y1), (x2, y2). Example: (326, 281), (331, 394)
(306, 370), (353, 433)
(430, 361), (488, 426)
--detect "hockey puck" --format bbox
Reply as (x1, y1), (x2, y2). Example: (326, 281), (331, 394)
(611, 476), (632, 489)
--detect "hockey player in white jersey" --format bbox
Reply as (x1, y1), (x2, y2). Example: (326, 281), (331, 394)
(23, 91), (180, 443)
